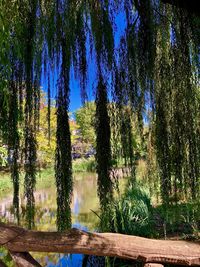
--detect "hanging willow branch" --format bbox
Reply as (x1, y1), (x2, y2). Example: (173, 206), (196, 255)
(55, 38), (73, 231)
(8, 67), (20, 223)
(23, 0), (39, 228)
(95, 73), (113, 230)
(24, 126), (37, 229)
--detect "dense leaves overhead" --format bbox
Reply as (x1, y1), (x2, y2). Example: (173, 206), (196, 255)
(0, 0), (199, 229)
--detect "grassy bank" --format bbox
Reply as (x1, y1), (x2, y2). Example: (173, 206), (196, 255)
(72, 157), (96, 172)
(0, 158), (97, 197)
(0, 172), (22, 197)
(103, 182), (200, 239)
(0, 168), (56, 197)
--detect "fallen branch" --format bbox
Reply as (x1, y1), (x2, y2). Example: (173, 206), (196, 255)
(0, 223), (199, 266)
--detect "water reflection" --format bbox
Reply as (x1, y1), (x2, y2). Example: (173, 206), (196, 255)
(0, 174), (99, 226)
(0, 172), (100, 266)
(0, 172), (127, 266)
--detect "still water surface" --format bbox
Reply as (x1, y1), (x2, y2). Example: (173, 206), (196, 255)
(0, 172), (102, 266)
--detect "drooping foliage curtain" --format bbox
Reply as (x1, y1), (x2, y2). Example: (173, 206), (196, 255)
(0, 0), (199, 229)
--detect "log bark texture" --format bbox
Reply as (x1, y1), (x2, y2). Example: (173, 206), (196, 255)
(0, 223), (199, 266)
(144, 264), (164, 267)
(9, 252), (42, 267)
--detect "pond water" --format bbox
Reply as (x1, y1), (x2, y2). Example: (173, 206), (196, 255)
(0, 172), (102, 266)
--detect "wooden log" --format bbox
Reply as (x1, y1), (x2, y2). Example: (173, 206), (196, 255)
(144, 264), (164, 267)
(0, 223), (200, 266)
(9, 252), (42, 267)
(0, 223), (25, 245)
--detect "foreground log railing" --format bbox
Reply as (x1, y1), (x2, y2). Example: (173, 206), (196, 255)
(0, 223), (199, 267)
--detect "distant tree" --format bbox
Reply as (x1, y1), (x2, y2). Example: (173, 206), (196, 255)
(37, 91), (79, 167)
(75, 102), (96, 146)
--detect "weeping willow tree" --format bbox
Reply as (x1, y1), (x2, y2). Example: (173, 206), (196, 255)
(154, 4), (200, 204)
(0, 0), (199, 230)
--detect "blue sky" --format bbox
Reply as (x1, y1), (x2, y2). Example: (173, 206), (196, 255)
(41, 9), (127, 113)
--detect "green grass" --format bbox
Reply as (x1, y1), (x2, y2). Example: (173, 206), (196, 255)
(0, 172), (22, 197)
(99, 179), (200, 240)
(153, 201), (200, 239)
(0, 158), (96, 197)
(72, 157), (96, 172)
(108, 183), (154, 237)
(0, 168), (56, 197)
(0, 247), (13, 267)
(36, 167), (55, 189)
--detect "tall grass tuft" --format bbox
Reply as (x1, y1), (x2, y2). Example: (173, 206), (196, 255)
(110, 184), (154, 237)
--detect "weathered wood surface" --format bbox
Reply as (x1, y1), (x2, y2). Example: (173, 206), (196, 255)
(144, 264), (164, 267)
(0, 223), (199, 266)
(9, 252), (42, 267)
